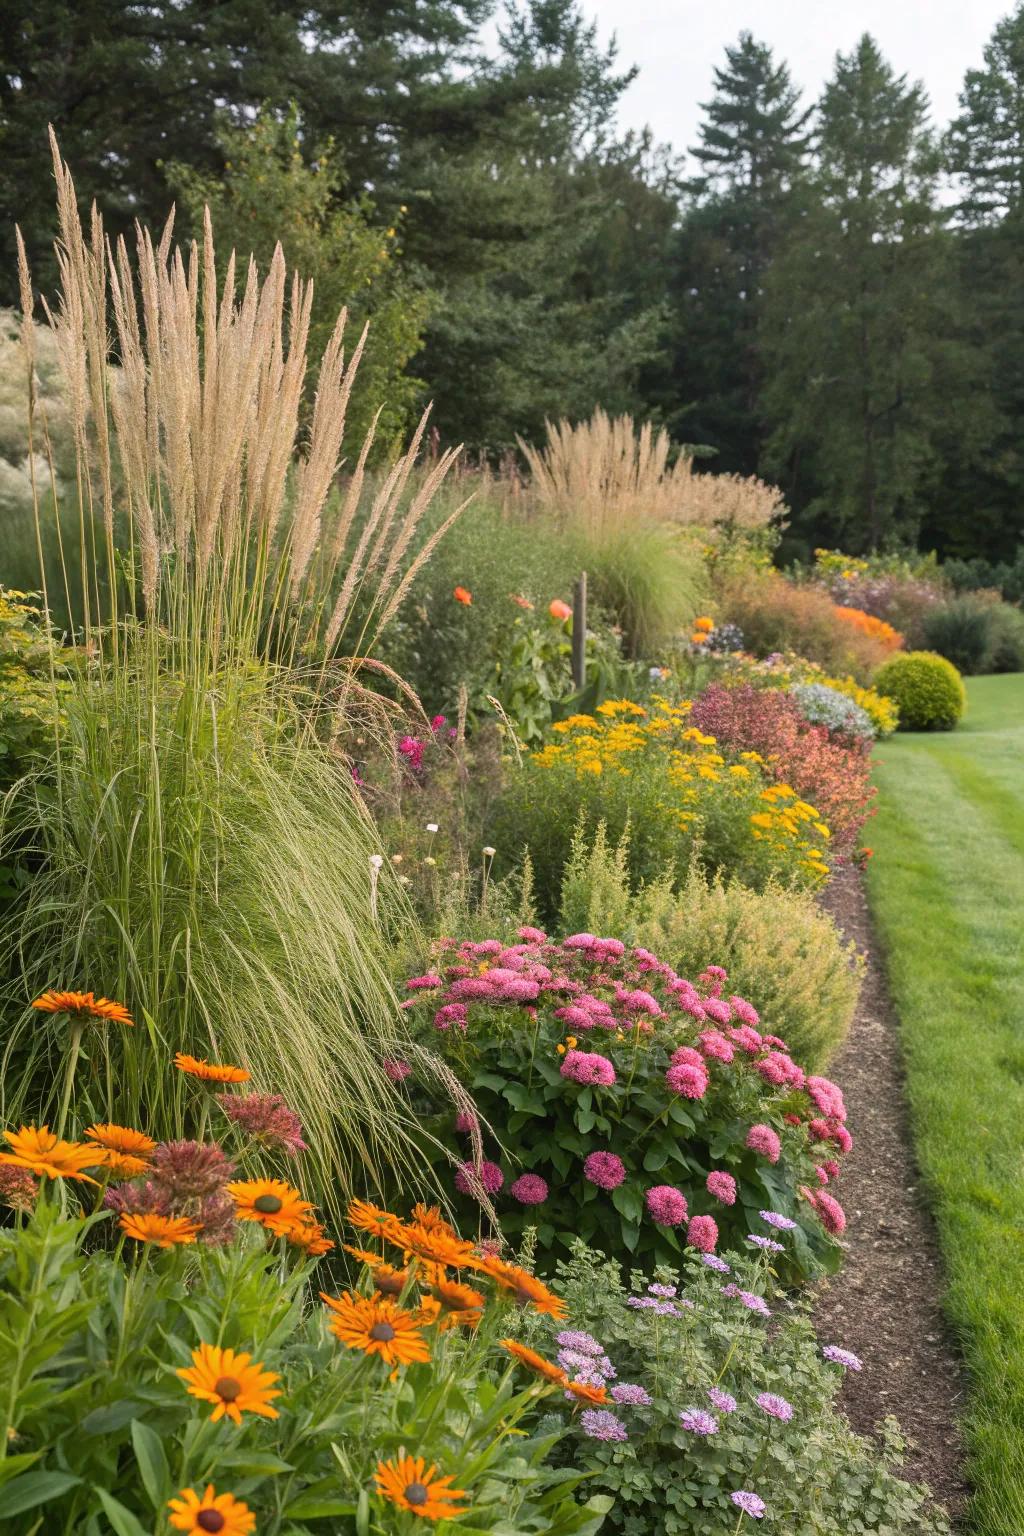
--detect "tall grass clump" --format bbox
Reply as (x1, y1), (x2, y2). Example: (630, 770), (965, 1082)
(0, 135), (463, 1201)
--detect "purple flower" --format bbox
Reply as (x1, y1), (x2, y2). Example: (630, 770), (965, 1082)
(739, 1291), (771, 1317)
(627, 1295), (658, 1310)
(556, 1330), (605, 1356)
(406, 973), (443, 990)
(701, 1254), (731, 1273)
(731, 1490), (766, 1519)
(822, 1345), (863, 1371)
(759, 1210), (797, 1230)
(756, 1392), (793, 1421)
(707, 1387), (737, 1413)
(583, 1151), (626, 1190)
(580, 1409), (628, 1442)
(654, 1302), (680, 1316)
(611, 1382), (652, 1406)
(434, 1003), (469, 1032)
(648, 1283), (677, 1298)
(679, 1408), (718, 1435)
(509, 1173), (548, 1205)
(747, 1234), (785, 1252)
(146, 1140), (234, 1201)
(454, 1159), (504, 1198)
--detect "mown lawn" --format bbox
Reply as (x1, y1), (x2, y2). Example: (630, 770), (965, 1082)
(867, 673), (1024, 1536)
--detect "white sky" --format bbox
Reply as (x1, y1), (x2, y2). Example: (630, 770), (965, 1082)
(576, 1), (1012, 162)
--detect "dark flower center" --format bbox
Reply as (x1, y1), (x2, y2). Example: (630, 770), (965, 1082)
(374, 1270), (405, 1296)
(404, 1482), (429, 1507)
(253, 1193), (283, 1214)
(514, 1286), (532, 1307)
(197, 1513), (226, 1533)
(214, 1376), (242, 1402)
(369, 1321), (397, 1342)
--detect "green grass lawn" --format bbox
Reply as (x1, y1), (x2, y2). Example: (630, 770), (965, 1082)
(867, 673), (1024, 1536)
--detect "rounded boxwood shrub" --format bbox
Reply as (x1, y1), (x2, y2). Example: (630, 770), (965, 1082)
(401, 932), (853, 1284)
(874, 651), (965, 731)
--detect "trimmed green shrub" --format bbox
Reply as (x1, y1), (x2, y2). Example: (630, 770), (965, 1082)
(874, 651), (965, 731)
(922, 596), (997, 675)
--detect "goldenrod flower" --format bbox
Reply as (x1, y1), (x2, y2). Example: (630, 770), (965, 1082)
(374, 1455), (468, 1521)
(0, 1125), (102, 1184)
(177, 1343), (281, 1424)
(321, 1291), (431, 1365)
(32, 990), (133, 1027)
(120, 1212), (200, 1247)
(174, 1052), (250, 1084)
(167, 1485), (255, 1534)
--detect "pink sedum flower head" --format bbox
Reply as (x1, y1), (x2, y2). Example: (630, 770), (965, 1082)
(510, 1173), (548, 1205)
(561, 1049), (616, 1087)
(584, 1151), (626, 1190)
(698, 1029), (734, 1063)
(706, 1170), (737, 1205)
(406, 973), (443, 991)
(701, 997), (732, 1025)
(645, 1185), (688, 1225)
(745, 1124), (781, 1163)
(729, 995), (760, 1026)
(665, 1060), (709, 1099)
(686, 1214), (719, 1253)
(518, 925), (547, 943)
(814, 1189), (847, 1235)
(434, 1002), (469, 1032)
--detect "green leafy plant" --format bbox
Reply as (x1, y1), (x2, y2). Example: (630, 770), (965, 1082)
(874, 651), (966, 731)
(402, 931), (852, 1284)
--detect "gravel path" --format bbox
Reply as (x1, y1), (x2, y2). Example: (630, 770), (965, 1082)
(813, 867), (969, 1524)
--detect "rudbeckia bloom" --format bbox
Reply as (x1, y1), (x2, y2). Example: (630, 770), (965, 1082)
(85, 1123), (156, 1158)
(167, 1485), (256, 1534)
(409, 1202), (458, 1237)
(566, 1378), (609, 1405)
(501, 1339), (568, 1386)
(228, 1178), (313, 1235)
(375, 1455), (468, 1521)
(177, 1343), (281, 1424)
(347, 1198), (403, 1241)
(474, 1257), (567, 1319)
(321, 1291), (431, 1365)
(389, 1220), (476, 1270)
(285, 1219), (334, 1256)
(0, 1125), (102, 1183)
(429, 1277), (485, 1327)
(32, 989), (133, 1026)
(174, 1052), (250, 1084)
(120, 1212), (201, 1246)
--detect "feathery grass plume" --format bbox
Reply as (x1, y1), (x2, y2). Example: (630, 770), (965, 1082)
(1, 133), (464, 1207)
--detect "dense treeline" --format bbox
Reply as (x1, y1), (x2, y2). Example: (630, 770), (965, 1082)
(4, 0), (1024, 559)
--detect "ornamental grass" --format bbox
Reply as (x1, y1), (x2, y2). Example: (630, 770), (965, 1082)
(0, 135), (465, 1200)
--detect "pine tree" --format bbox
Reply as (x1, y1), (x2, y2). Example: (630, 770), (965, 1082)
(667, 34), (811, 471)
(761, 35), (979, 552)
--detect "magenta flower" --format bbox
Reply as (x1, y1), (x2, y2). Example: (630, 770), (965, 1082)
(729, 995), (760, 1026)
(686, 1214), (719, 1252)
(679, 1408), (718, 1435)
(0, 1165), (39, 1210)
(665, 1060), (709, 1099)
(611, 1382), (652, 1406)
(454, 1159), (504, 1198)
(454, 1110), (478, 1133)
(554, 1005), (597, 1030)
(698, 1029), (734, 1062)
(706, 1170), (737, 1206)
(814, 1190), (847, 1235)
(561, 1049), (617, 1087)
(645, 1185), (688, 1225)
(583, 1151), (626, 1190)
(434, 1002), (469, 1031)
(701, 997), (732, 1025)
(707, 1387), (737, 1413)
(406, 973), (442, 990)
(745, 1124), (781, 1164)
(518, 925), (547, 942)
(382, 1059), (411, 1082)
(510, 1173), (548, 1205)
(756, 1392), (793, 1422)
(216, 1093), (307, 1156)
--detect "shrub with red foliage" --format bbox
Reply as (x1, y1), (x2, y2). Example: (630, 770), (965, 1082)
(690, 684), (876, 855)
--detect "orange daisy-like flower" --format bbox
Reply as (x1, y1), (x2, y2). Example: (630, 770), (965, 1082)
(228, 1178), (313, 1235)
(286, 1219), (334, 1256)
(375, 1455), (468, 1521)
(0, 1125), (103, 1184)
(549, 599), (572, 621)
(566, 1378), (609, 1405)
(167, 1484), (256, 1534)
(430, 1277), (485, 1327)
(177, 1342), (281, 1424)
(510, 593), (534, 610)
(85, 1123), (156, 1158)
(502, 1339), (568, 1387)
(120, 1212), (201, 1247)
(174, 1052), (250, 1084)
(473, 1257), (567, 1320)
(102, 1152), (153, 1178)
(453, 586), (473, 606)
(409, 1202), (458, 1238)
(347, 1198), (404, 1241)
(32, 989), (133, 1026)
(390, 1220), (477, 1270)
(321, 1291), (431, 1366)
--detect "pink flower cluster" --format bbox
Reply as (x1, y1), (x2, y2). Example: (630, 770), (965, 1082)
(561, 1049), (617, 1087)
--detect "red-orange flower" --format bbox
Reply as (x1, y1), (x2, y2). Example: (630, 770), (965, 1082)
(549, 598), (572, 621)
(32, 990), (133, 1026)
(453, 586), (473, 606)
(174, 1052), (250, 1084)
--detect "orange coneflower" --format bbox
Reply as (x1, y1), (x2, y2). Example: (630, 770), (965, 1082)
(0, 1125), (103, 1184)
(390, 1220), (477, 1270)
(177, 1342), (281, 1424)
(374, 1455), (468, 1521)
(32, 989), (134, 1027)
(430, 1277), (486, 1327)
(85, 1123), (156, 1158)
(501, 1339), (568, 1386)
(473, 1256), (567, 1319)
(167, 1485), (256, 1534)
(228, 1178), (313, 1236)
(409, 1202), (458, 1238)
(321, 1291), (431, 1366)
(566, 1378), (609, 1405)
(120, 1212), (201, 1247)
(286, 1219), (334, 1256)
(453, 586), (472, 606)
(174, 1052), (251, 1084)
(347, 1198), (404, 1241)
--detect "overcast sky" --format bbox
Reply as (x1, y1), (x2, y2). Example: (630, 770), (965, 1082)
(577, 1), (1011, 164)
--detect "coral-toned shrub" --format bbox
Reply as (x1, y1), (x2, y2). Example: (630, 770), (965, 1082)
(874, 651), (966, 731)
(832, 605), (903, 651)
(689, 684), (875, 856)
(716, 573), (897, 681)
(403, 933), (852, 1283)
